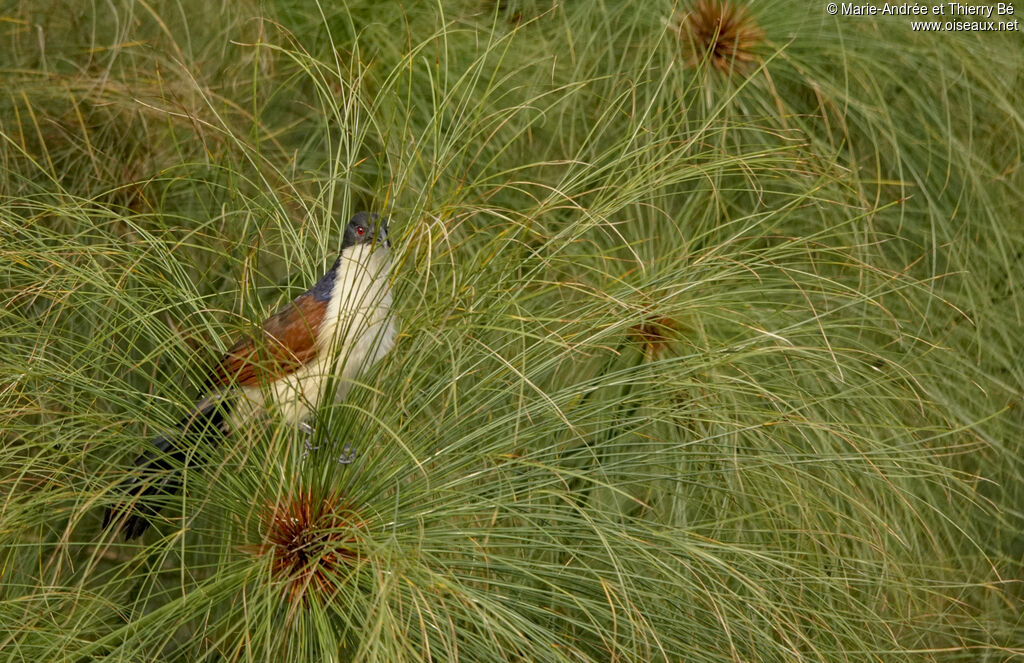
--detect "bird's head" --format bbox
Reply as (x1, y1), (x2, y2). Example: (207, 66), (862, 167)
(341, 212), (389, 252)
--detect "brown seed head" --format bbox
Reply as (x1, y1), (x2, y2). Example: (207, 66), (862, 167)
(251, 488), (365, 602)
(629, 314), (682, 358)
(676, 0), (764, 75)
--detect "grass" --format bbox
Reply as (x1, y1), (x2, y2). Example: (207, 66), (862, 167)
(1, 0), (1022, 660)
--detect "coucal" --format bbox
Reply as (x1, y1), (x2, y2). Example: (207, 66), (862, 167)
(105, 212), (397, 539)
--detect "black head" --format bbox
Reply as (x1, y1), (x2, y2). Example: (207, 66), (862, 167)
(341, 212), (389, 251)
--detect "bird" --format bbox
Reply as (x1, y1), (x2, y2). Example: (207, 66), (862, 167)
(104, 211), (397, 539)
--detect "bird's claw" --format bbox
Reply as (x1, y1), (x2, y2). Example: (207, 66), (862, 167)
(298, 422), (354, 464)
(337, 443), (356, 465)
(300, 423), (319, 459)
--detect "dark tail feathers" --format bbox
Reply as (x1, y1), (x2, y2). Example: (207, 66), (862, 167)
(104, 396), (229, 539)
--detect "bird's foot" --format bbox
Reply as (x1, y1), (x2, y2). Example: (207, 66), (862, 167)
(299, 422), (319, 459)
(299, 422), (354, 464)
(337, 443), (356, 465)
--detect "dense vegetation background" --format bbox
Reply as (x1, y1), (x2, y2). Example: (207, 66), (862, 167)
(1, 1), (1021, 660)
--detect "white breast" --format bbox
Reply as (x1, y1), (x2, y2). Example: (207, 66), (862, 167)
(233, 245), (397, 427)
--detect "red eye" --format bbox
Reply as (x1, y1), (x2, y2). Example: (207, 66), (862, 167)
(356, 226), (365, 236)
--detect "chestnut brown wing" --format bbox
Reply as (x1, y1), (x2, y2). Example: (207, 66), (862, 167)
(208, 293), (328, 388)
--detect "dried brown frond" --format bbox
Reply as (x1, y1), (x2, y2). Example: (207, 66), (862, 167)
(250, 487), (366, 602)
(676, 0), (764, 75)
